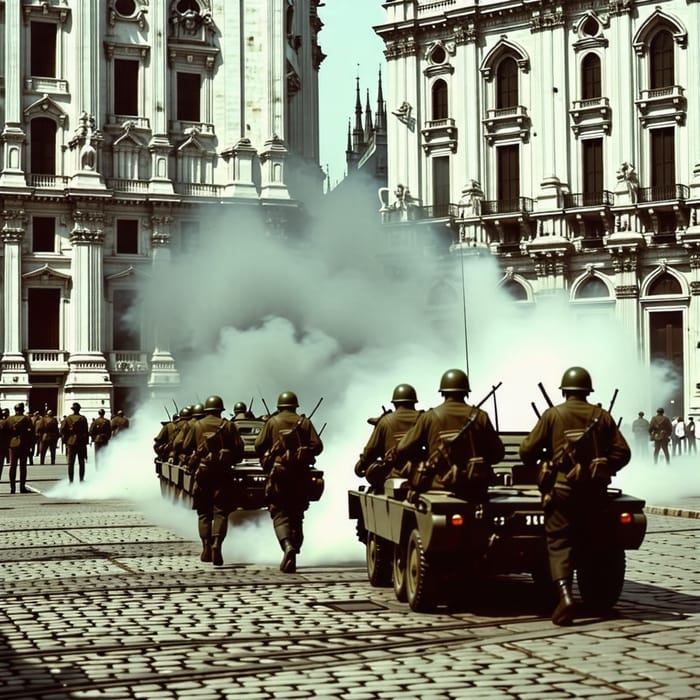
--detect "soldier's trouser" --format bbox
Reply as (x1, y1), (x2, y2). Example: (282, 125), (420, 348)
(40, 441), (57, 465)
(653, 440), (670, 464)
(8, 448), (28, 490)
(544, 475), (607, 581)
(94, 443), (106, 469)
(196, 502), (230, 542)
(270, 502), (308, 553)
(67, 446), (86, 482)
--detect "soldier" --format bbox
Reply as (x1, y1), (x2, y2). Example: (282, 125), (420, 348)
(154, 414), (180, 461)
(89, 409), (112, 468)
(61, 402), (90, 483)
(38, 410), (60, 465)
(6, 403), (33, 493)
(0, 408), (10, 478)
(631, 411), (650, 456)
(519, 367), (631, 626)
(254, 391), (324, 574)
(649, 407), (672, 465)
(169, 405), (194, 463)
(354, 384), (422, 491)
(232, 402), (255, 421)
(110, 409), (130, 437)
(396, 369), (504, 502)
(181, 395), (244, 566)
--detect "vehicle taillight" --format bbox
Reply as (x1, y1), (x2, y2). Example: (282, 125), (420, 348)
(450, 514), (464, 527)
(619, 512), (633, 525)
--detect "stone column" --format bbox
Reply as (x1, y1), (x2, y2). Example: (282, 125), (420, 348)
(64, 208), (111, 413)
(147, 213), (180, 396)
(608, 242), (643, 358)
(0, 0), (28, 188)
(0, 206), (29, 403)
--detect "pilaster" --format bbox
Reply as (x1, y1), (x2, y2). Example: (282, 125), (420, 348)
(221, 138), (259, 199)
(259, 136), (291, 200)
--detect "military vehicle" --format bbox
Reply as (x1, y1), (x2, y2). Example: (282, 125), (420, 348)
(348, 431), (647, 613)
(155, 417), (325, 510)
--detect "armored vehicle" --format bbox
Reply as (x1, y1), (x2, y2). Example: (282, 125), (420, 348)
(156, 417), (325, 510)
(348, 431), (646, 613)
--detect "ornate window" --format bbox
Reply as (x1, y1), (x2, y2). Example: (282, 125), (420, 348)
(581, 53), (601, 100)
(649, 273), (682, 296)
(30, 119), (57, 175)
(432, 80), (448, 120)
(496, 58), (518, 109)
(650, 30), (674, 89)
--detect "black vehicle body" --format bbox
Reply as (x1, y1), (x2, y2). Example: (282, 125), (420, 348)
(348, 431), (647, 612)
(155, 418), (324, 510)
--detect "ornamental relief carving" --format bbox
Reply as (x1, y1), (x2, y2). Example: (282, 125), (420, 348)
(615, 285), (639, 299)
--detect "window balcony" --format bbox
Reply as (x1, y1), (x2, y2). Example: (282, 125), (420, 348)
(483, 106), (530, 144)
(24, 77), (69, 94)
(481, 197), (534, 215)
(173, 182), (224, 197)
(569, 97), (611, 136)
(171, 120), (215, 136)
(109, 352), (149, 373)
(635, 85), (686, 127)
(28, 174), (70, 189)
(107, 179), (150, 193)
(637, 184), (689, 203)
(382, 203), (459, 224)
(26, 350), (69, 372)
(106, 115), (151, 130)
(563, 190), (615, 208)
(421, 117), (457, 153)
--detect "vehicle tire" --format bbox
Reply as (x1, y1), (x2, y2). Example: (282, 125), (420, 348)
(366, 533), (392, 587)
(393, 542), (407, 602)
(577, 549), (626, 614)
(405, 529), (439, 612)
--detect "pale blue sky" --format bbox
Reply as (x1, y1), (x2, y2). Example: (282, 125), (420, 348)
(318, 2), (386, 189)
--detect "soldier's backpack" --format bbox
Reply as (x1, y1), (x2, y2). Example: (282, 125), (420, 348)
(200, 420), (235, 468)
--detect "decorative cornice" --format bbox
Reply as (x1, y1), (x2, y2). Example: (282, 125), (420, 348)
(530, 6), (566, 32)
(690, 281), (700, 296)
(1, 208), (27, 242)
(70, 209), (105, 245)
(610, 252), (638, 273)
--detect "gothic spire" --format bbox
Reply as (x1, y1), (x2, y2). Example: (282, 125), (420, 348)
(364, 88), (374, 142)
(375, 67), (386, 132)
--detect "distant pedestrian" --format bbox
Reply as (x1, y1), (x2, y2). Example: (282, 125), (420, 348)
(672, 416), (686, 456)
(631, 411), (650, 456)
(649, 407), (672, 465)
(687, 417), (696, 454)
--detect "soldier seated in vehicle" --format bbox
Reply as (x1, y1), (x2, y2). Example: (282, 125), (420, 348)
(354, 384), (421, 493)
(396, 369), (504, 502)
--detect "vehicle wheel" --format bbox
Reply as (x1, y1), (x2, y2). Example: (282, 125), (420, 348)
(405, 529), (438, 612)
(366, 533), (392, 587)
(577, 549), (626, 614)
(393, 542), (407, 602)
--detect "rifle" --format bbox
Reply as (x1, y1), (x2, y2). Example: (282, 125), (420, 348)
(249, 397), (255, 415)
(260, 395), (272, 418)
(172, 399), (180, 415)
(164, 406), (171, 422)
(368, 404), (392, 426)
(538, 382), (554, 408)
(531, 401), (541, 419)
(608, 389), (619, 414)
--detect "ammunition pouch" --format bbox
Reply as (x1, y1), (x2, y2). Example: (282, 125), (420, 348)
(536, 460), (556, 494)
(409, 460), (435, 492)
(440, 457), (492, 493)
(364, 460), (391, 487)
(588, 457), (611, 485)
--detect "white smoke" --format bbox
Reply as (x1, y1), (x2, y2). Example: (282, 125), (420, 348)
(46, 173), (700, 565)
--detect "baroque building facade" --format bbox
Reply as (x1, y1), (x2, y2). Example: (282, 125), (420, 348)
(0, 0), (324, 416)
(375, 0), (700, 417)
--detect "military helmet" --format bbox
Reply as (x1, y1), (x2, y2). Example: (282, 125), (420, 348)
(192, 403), (205, 417)
(71, 402), (81, 411)
(559, 366), (593, 393)
(98, 409), (105, 416)
(439, 369), (470, 394)
(277, 391), (299, 408)
(203, 395), (225, 413)
(179, 406), (192, 420)
(392, 384), (417, 404)
(234, 402), (247, 413)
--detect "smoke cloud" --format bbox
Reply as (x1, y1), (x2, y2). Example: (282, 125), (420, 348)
(46, 172), (700, 565)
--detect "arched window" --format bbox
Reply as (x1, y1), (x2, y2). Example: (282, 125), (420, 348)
(581, 53), (601, 100)
(650, 30), (674, 89)
(649, 273), (681, 295)
(30, 118), (56, 174)
(576, 277), (608, 299)
(496, 57), (518, 109)
(501, 280), (527, 301)
(432, 79), (448, 120)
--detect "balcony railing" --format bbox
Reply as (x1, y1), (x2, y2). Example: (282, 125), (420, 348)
(481, 197), (534, 215)
(28, 174), (70, 189)
(109, 352), (149, 373)
(637, 184), (689, 203)
(26, 350), (69, 371)
(563, 190), (615, 208)
(173, 182), (224, 197)
(382, 203), (458, 223)
(107, 178), (150, 193)
(419, 203), (459, 219)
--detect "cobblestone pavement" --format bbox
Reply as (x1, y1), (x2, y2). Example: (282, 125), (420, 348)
(0, 460), (698, 699)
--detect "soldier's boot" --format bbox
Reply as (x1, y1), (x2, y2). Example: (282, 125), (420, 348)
(19, 466), (29, 493)
(280, 539), (296, 574)
(200, 538), (212, 563)
(552, 579), (576, 626)
(211, 537), (224, 567)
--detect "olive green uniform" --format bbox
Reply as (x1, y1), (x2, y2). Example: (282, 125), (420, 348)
(61, 413), (90, 483)
(519, 396), (631, 581)
(648, 412), (672, 464)
(0, 412), (9, 478)
(182, 414), (244, 547)
(89, 416), (112, 467)
(38, 414), (59, 465)
(7, 412), (33, 493)
(254, 410), (323, 555)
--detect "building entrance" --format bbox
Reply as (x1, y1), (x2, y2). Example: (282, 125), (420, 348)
(649, 310), (684, 416)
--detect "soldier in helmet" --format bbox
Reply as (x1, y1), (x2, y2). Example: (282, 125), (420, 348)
(169, 405), (195, 463)
(38, 410), (60, 465)
(89, 409), (112, 468)
(154, 414), (180, 461)
(7, 403), (33, 493)
(355, 384), (422, 491)
(648, 407), (672, 465)
(254, 391), (323, 573)
(232, 402), (255, 421)
(110, 409), (130, 437)
(396, 369), (504, 501)
(520, 366), (631, 626)
(181, 395), (244, 566)
(61, 402), (90, 483)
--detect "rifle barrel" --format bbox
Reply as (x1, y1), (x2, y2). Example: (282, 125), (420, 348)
(538, 382), (554, 408)
(308, 397), (324, 420)
(476, 381), (502, 408)
(608, 388), (619, 414)
(531, 401), (541, 419)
